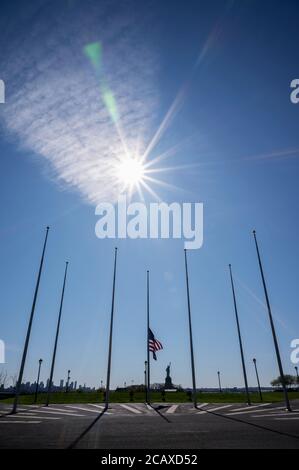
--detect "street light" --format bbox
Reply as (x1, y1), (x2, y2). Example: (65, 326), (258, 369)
(34, 358), (43, 403)
(66, 369), (71, 393)
(253, 358), (263, 402)
(217, 371), (222, 393)
(295, 366), (299, 385)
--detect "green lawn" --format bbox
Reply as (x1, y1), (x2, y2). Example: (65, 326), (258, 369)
(2, 390), (299, 405)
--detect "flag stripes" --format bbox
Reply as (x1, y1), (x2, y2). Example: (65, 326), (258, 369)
(148, 328), (163, 360)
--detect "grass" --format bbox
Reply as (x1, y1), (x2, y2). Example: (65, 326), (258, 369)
(2, 390), (299, 405)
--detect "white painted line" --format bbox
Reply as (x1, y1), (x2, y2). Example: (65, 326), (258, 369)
(86, 404), (113, 414)
(251, 412), (299, 418)
(226, 404), (272, 416)
(275, 417), (299, 421)
(197, 404), (233, 414)
(209, 404), (234, 412)
(65, 405), (100, 413)
(226, 408), (274, 416)
(166, 405), (179, 414)
(120, 404), (142, 414)
(194, 403), (209, 415)
(8, 414), (60, 420)
(24, 409), (84, 417)
(0, 421), (41, 424)
(196, 403), (209, 412)
(227, 403), (270, 413)
(44, 406), (78, 413)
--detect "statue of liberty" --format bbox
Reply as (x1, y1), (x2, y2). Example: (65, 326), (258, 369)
(165, 362), (174, 389)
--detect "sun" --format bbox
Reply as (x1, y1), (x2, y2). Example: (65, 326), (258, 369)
(116, 157), (145, 188)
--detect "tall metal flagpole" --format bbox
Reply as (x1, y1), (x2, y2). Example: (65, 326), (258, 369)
(12, 226), (50, 414)
(253, 230), (291, 411)
(184, 249), (197, 407)
(146, 270), (150, 403)
(229, 264), (251, 406)
(105, 247), (118, 409)
(46, 261), (69, 406)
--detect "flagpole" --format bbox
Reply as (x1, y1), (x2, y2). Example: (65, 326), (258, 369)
(46, 261), (69, 406)
(105, 247), (118, 409)
(229, 264), (251, 406)
(253, 230), (291, 411)
(184, 249), (197, 408)
(12, 226), (49, 414)
(146, 270), (150, 404)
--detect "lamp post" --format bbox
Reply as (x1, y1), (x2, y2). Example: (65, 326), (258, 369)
(295, 366), (298, 385)
(34, 358), (43, 403)
(217, 371), (222, 393)
(66, 370), (71, 393)
(253, 358), (263, 401)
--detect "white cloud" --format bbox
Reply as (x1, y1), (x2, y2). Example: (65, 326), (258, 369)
(0, 0), (158, 204)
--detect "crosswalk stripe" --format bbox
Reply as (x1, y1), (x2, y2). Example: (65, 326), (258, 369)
(166, 405), (179, 414)
(251, 412), (299, 418)
(120, 404), (142, 414)
(226, 408), (274, 416)
(7, 414), (60, 420)
(65, 405), (100, 413)
(87, 404), (105, 409)
(275, 417), (299, 420)
(42, 406), (77, 413)
(196, 403), (209, 415)
(197, 404), (233, 414)
(226, 403), (270, 413)
(24, 409), (84, 417)
(196, 403), (209, 412)
(87, 404), (113, 414)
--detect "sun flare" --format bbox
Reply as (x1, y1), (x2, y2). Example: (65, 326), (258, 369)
(116, 158), (145, 188)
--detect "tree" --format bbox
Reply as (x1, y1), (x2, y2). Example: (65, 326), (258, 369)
(271, 375), (296, 388)
(10, 374), (18, 390)
(0, 369), (8, 388)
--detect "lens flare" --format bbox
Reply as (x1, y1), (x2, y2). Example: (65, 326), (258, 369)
(117, 158), (145, 188)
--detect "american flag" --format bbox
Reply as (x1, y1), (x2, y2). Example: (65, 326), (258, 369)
(148, 328), (163, 360)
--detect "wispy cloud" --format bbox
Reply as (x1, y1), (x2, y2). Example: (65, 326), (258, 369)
(0, 0), (158, 204)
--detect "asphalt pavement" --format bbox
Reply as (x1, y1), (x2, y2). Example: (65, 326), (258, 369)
(0, 401), (299, 449)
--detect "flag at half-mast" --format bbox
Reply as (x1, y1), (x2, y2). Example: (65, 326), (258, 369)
(148, 328), (163, 360)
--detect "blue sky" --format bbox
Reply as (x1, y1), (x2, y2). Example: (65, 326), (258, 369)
(0, 0), (298, 390)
